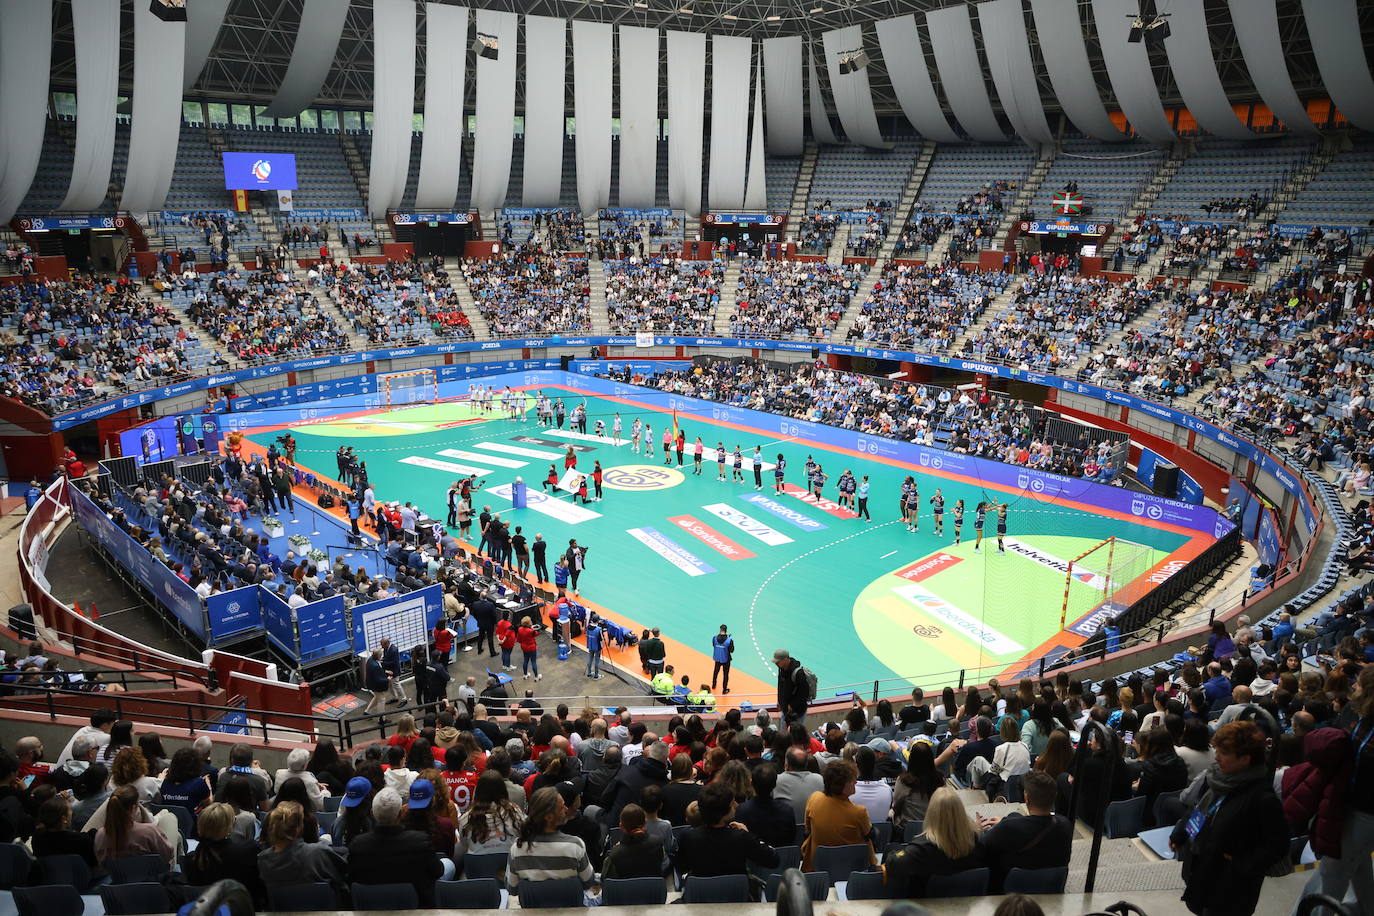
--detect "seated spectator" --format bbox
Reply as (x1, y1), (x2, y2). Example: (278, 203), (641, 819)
(660, 750), (702, 825)
(30, 795), (99, 870)
(93, 785), (173, 868)
(735, 763), (796, 850)
(892, 742), (941, 830)
(849, 746), (893, 825)
(1131, 728), (1189, 827)
(976, 772), (1072, 892)
(159, 747), (212, 815)
(456, 770), (525, 863)
(55, 708), (116, 765)
(801, 759), (874, 872)
(403, 778), (456, 877)
(70, 762), (111, 831)
(601, 803), (664, 879)
(508, 786), (595, 896)
(217, 773), (265, 841)
(257, 800), (348, 906)
(183, 802), (267, 907)
(348, 786), (443, 906)
(272, 777), (324, 840)
(1061, 727), (1131, 828)
(883, 787), (987, 896)
(275, 747), (325, 811)
(675, 781), (779, 878)
(774, 746), (823, 823)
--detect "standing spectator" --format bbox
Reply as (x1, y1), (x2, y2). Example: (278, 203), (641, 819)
(1168, 722), (1289, 916)
(517, 616), (541, 681)
(801, 759), (874, 871)
(565, 540), (587, 595)
(711, 625), (734, 694)
(1294, 664), (1374, 913)
(774, 649), (811, 723)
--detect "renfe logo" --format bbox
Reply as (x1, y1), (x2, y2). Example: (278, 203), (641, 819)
(668, 516), (756, 560)
(896, 552), (963, 583)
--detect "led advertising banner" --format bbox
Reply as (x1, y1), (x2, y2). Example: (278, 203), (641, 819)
(222, 152), (298, 190)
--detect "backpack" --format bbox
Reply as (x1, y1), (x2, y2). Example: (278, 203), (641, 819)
(317, 493), (335, 509)
(795, 664), (818, 702)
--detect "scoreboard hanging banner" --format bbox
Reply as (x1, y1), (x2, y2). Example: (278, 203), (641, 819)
(1019, 220), (1110, 236)
(1052, 191), (1084, 215)
(15, 215), (128, 232)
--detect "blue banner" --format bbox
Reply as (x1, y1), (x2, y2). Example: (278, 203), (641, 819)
(1177, 470), (1204, 505)
(161, 209), (233, 223)
(259, 588), (296, 658)
(392, 212), (472, 225)
(291, 208), (366, 222)
(1019, 219), (1110, 236)
(1136, 448), (1162, 489)
(70, 489), (207, 639)
(1273, 223), (1368, 237)
(501, 207), (576, 218)
(708, 212), (786, 225)
(1257, 508), (1282, 567)
(15, 215), (131, 232)
(296, 595), (349, 661)
(206, 586), (262, 642)
(599, 208), (675, 220)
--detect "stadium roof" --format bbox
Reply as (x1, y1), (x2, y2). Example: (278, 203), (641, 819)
(44, 0), (1367, 128)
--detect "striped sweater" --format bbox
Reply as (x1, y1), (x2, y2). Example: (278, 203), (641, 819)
(507, 831), (594, 890)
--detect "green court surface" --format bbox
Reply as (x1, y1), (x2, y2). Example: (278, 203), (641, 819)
(246, 391), (1191, 694)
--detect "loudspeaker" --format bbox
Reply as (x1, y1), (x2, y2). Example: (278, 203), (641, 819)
(560, 355), (571, 372)
(1152, 462), (1179, 497)
(810, 347), (820, 359)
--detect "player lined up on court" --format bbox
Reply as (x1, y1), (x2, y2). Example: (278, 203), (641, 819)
(630, 416), (642, 452)
(901, 476), (920, 532)
(836, 469), (856, 509)
(693, 436), (705, 475)
(930, 488), (945, 536)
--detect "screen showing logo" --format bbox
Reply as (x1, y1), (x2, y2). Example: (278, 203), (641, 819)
(222, 152), (298, 190)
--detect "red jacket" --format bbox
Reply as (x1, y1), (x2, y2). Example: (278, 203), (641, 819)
(496, 619), (516, 649)
(516, 626), (539, 653)
(1282, 727), (1352, 857)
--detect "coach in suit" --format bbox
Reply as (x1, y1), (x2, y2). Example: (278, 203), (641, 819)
(377, 638), (407, 706)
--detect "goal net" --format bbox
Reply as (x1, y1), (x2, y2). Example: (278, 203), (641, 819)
(381, 368), (438, 408)
(1059, 535), (1157, 636)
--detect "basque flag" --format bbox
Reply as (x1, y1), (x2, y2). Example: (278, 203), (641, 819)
(1052, 191), (1084, 215)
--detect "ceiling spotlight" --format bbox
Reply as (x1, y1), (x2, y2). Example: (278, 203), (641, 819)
(810, 6), (824, 13)
(679, 5), (692, 10)
(766, 14), (781, 20)
(633, 1), (647, 6)
(837, 48), (869, 74)
(722, 12), (737, 19)
(1126, 11), (1171, 42)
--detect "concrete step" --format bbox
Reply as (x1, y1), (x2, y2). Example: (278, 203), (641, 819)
(712, 260), (744, 336)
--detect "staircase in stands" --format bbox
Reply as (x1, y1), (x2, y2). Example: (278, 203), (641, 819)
(947, 280), (1022, 352)
(711, 259), (744, 336)
(1100, 146), (1187, 265)
(583, 215), (599, 258)
(587, 257), (610, 335)
(786, 142), (820, 232)
(309, 284), (370, 351)
(450, 269), (493, 339)
(825, 223), (851, 266)
(831, 141), (949, 344)
(990, 145), (1056, 249)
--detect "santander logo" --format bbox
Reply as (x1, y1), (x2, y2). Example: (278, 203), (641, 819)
(897, 552), (963, 583)
(668, 515), (756, 560)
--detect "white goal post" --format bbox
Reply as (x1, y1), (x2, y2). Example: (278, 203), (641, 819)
(381, 368), (438, 408)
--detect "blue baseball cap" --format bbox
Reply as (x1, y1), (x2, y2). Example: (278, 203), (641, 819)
(408, 778), (435, 810)
(340, 776), (372, 809)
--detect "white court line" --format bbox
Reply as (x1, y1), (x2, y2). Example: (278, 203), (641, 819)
(400, 456), (495, 477)
(472, 441), (565, 460)
(542, 429), (623, 445)
(880, 550), (898, 559)
(437, 448), (527, 469)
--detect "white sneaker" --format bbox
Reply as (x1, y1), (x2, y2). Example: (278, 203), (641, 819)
(535, 674), (543, 681)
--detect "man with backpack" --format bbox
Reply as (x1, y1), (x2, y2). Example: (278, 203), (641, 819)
(773, 649), (815, 723)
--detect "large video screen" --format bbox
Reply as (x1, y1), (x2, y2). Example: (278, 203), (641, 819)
(118, 415), (212, 465)
(222, 152), (297, 190)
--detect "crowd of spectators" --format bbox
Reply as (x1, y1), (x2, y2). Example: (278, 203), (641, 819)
(603, 257), (724, 334)
(846, 216), (889, 256)
(726, 259), (861, 340)
(947, 217), (998, 261)
(177, 270), (350, 362)
(501, 211), (585, 252)
(645, 359), (1113, 480)
(1, 244), (35, 276)
(591, 214), (682, 262)
(963, 275), (1159, 371)
(10, 601), (1356, 910)
(1158, 223), (1231, 277)
(319, 259), (473, 345)
(891, 212), (950, 258)
(1220, 228), (1293, 275)
(848, 264), (1009, 351)
(953, 181), (1014, 216)
(798, 213), (840, 254)
(461, 247), (590, 336)
(1201, 193), (1267, 218)
(0, 276), (201, 412)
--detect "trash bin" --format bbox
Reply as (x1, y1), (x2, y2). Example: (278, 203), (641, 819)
(9, 603), (35, 641)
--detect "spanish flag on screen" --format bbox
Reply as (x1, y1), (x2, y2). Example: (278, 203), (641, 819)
(672, 409), (679, 442)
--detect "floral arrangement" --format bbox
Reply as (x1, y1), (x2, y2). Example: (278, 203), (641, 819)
(287, 533), (312, 551)
(261, 515), (284, 534)
(307, 548), (328, 565)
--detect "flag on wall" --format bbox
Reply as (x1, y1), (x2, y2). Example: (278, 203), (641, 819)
(231, 189), (248, 212)
(1052, 191), (1084, 215)
(672, 409), (679, 442)
(276, 190), (294, 212)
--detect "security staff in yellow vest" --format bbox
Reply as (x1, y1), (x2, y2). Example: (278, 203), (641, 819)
(688, 684), (717, 713)
(651, 664), (676, 703)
